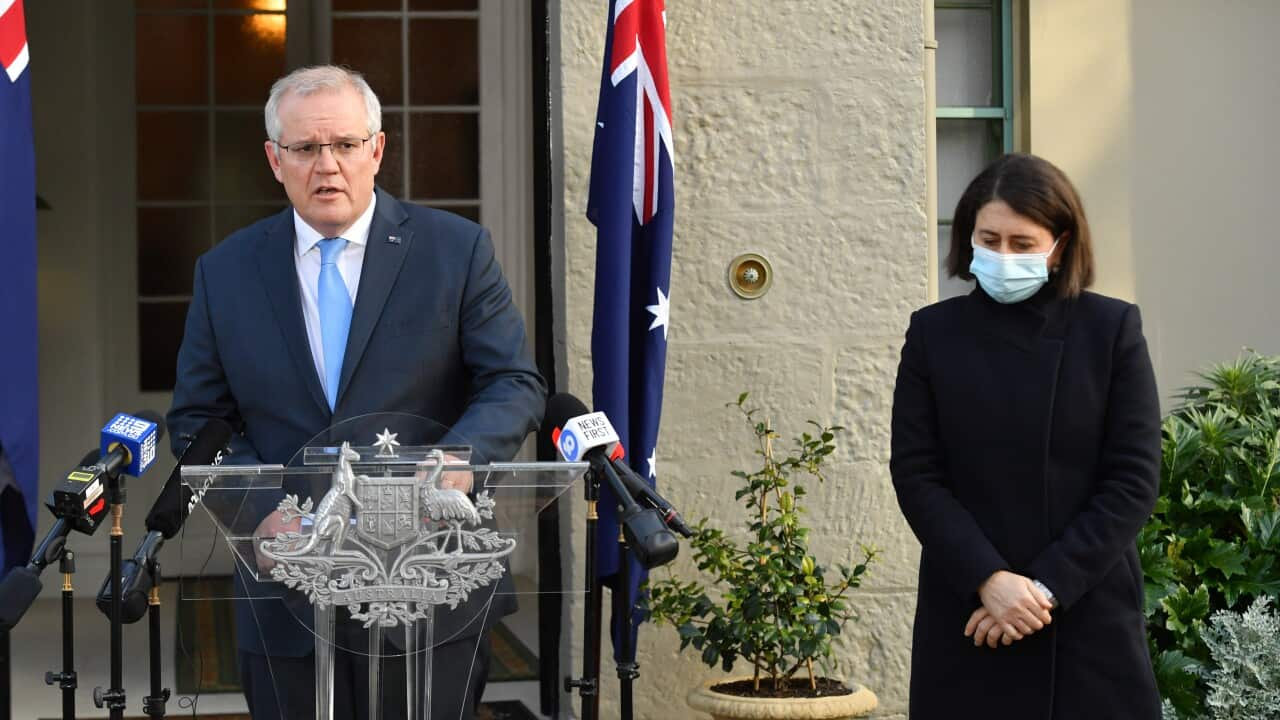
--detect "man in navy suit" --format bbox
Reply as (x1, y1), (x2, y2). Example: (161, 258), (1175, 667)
(166, 65), (546, 719)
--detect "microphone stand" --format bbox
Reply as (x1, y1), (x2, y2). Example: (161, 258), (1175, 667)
(94, 469), (128, 719)
(142, 559), (170, 718)
(615, 523), (638, 720)
(43, 549), (78, 720)
(564, 466), (602, 720)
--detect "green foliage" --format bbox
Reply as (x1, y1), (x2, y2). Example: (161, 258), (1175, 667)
(645, 393), (878, 694)
(1142, 353), (1280, 715)
(1160, 597), (1280, 720)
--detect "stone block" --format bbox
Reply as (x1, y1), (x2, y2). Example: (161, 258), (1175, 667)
(659, 343), (829, 464)
(678, 84), (821, 213)
(667, 0), (922, 81)
(833, 342), (903, 463)
(670, 211), (926, 342)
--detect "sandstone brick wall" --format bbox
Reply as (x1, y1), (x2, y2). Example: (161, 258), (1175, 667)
(558, 2), (928, 717)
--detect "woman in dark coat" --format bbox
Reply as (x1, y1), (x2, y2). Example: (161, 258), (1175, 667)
(890, 153), (1162, 719)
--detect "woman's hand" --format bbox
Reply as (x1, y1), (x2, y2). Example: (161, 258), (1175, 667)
(965, 606), (1009, 647)
(968, 570), (1054, 646)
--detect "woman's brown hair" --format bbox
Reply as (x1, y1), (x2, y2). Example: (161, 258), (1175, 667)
(946, 153), (1094, 298)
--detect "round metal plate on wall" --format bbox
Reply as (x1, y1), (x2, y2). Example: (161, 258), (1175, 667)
(728, 253), (773, 299)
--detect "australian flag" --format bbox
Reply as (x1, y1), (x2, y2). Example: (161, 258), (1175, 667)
(0, 0), (37, 578)
(586, 0), (673, 659)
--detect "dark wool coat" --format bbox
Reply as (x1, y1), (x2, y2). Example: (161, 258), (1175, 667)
(890, 286), (1161, 719)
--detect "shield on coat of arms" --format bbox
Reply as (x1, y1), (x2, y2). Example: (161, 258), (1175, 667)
(354, 475), (420, 550)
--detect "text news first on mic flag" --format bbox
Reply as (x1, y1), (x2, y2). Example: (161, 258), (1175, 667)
(586, 0), (674, 660)
(0, 0), (37, 578)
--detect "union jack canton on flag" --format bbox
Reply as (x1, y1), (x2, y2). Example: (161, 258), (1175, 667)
(586, 0), (674, 659)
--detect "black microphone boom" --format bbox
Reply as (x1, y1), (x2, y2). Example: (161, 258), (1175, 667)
(545, 393), (680, 568)
(545, 393), (693, 538)
(0, 446), (106, 631)
(96, 418), (233, 624)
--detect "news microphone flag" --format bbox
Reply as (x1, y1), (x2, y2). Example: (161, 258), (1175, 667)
(586, 0), (673, 660)
(0, 0), (37, 578)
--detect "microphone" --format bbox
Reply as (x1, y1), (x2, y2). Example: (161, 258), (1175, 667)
(96, 418), (233, 623)
(613, 461), (694, 538)
(545, 394), (679, 568)
(50, 411), (165, 529)
(0, 446), (110, 631)
(545, 394), (693, 537)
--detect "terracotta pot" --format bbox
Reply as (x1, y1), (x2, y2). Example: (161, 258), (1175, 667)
(686, 676), (877, 720)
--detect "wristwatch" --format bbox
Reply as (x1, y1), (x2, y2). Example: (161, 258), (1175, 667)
(1032, 579), (1058, 609)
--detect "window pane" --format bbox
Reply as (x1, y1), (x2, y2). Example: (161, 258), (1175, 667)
(333, 0), (400, 9)
(332, 18), (403, 105)
(938, 222), (974, 300)
(139, 301), (191, 392)
(378, 113), (406, 199)
(409, 113), (478, 199)
(136, 15), (208, 105)
(410, 0), (478, 11)
(138, 207), (210, 296)
(137, 0), (205, 10)
(431, 205), (479, 223)
(937, 119), (999, 220)
(138, 112), (212, 201)
(409, 19), (478, 105)
(215, 0), (288, 9)
(216, 205), (285, 242)
(215, 112), (285, 203)
(936, 8), (994, 107)
(214, 14), (287, 105)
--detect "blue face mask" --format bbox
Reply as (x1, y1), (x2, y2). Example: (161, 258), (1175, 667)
(969, 238), (1058, 304)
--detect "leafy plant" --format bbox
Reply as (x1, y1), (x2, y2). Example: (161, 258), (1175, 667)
(645, 393), (878, 694)
(1159, 597), (1280, 720)
(1141, 353), (1280, 715)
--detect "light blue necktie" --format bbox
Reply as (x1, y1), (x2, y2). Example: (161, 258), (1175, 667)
(317, 237), (352, 411)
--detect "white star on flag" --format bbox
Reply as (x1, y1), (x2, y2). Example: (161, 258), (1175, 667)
(646, 286), (670, 341)
(646, 448), (657, 479)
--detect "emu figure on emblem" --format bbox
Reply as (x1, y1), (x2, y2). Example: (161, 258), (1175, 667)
(418, 448), (480, 554)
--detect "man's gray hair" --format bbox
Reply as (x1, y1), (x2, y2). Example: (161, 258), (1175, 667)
(265, 65), (382, 149)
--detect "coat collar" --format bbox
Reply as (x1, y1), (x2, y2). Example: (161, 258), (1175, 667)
(964, 283), (1073, 352)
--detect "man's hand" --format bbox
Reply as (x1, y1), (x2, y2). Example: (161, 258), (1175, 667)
(417, 453), (474, 493)
(967, 570), (1054, 647)
(440, 453), (474, 492)
(253, 510), (302, 574)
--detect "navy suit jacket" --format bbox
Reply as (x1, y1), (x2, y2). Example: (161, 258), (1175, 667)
(167, 187), (547, 656)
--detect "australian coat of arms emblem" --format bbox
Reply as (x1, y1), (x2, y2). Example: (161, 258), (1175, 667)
(259, 434), (515, 628)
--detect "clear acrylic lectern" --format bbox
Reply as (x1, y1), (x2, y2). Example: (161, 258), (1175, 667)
(178, 414), (586, 720)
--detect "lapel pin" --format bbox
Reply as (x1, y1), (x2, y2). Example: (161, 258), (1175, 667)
(387, 235), (402, 245)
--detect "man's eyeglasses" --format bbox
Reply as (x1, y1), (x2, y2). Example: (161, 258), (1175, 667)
(274, 136), (374, 161)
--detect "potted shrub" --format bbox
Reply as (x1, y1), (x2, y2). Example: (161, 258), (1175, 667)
(646, 394), (879, 720)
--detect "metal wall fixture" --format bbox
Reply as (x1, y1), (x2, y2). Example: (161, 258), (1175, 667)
(728, 253), (773, 299)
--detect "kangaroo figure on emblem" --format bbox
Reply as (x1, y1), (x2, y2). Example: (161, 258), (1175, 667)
(282, 442), (364, 556)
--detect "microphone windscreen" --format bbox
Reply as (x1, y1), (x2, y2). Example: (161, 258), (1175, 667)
(132, 409), (166, 445)
(77, 447), (102, 467)
(544, 393), (591, 434)
(146, 418), (233, 538)
(0, 566), (43, 630)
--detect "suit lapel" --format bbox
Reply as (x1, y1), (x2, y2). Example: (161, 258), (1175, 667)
(336, 189), (414, 406)
(255, 209), (331, 418)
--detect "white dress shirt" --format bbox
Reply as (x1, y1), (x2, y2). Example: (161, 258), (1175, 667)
(293, 195), (376, 399)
